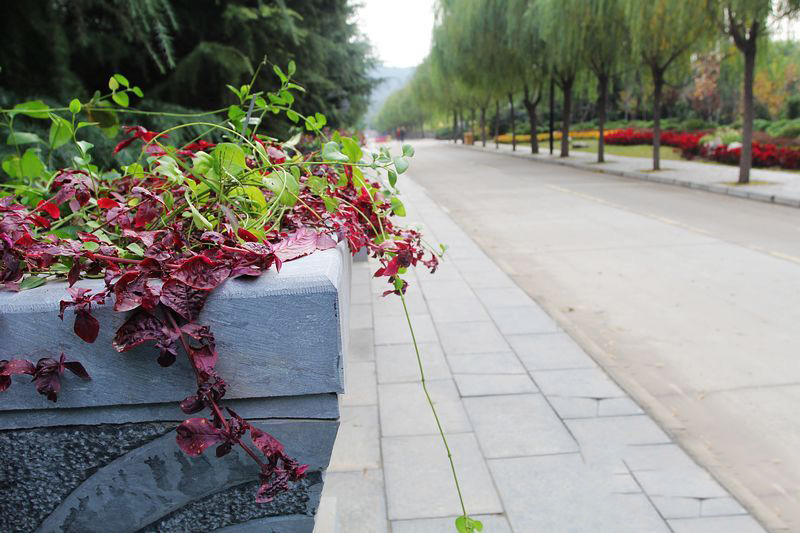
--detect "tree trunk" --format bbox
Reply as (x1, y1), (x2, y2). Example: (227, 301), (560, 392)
(523, 84), (540, 154)
(549, 77), (555, 155)
(480, 105), (487, 147)
(508, 93), (516, 151)
(452, 109), (458, 144)
(597, 74), (608, 163)
(494, 99), (500, 149)
(740, 42), (756, 184)
(560, 78), (573, 158)
(420, 121), (425, 139)
(652, 69), (663, 171)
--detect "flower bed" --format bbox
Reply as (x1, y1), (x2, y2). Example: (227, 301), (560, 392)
(604, 128), (800, 170)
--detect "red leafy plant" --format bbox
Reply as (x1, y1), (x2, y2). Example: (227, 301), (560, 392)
(0, 69), (439, 503)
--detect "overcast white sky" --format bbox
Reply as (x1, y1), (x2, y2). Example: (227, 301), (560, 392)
(355, 0), (436, 68)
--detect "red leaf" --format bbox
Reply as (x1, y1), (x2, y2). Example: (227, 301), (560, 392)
(171, 255), (231, 290)
(37, 201), (60, 219)
(160, 279), (209, 321)
(112, 311), (168, 352)
(176, 418), (226, 457)
(74, 309), (99, 343)
(190, 345), (218, 374)
(273, 227), (337, 262)
(63, 360), (90, 380)
(97, 197), (119, 209)
(250, 427), (285, 456)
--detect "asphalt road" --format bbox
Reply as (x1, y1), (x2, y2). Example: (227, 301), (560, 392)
(406, 139), (800, 533)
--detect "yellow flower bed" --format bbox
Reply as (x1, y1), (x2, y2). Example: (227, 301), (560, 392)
(495, 130), (621, 143)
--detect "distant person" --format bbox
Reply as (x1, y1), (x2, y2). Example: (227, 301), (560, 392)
(397, 126), (406, 143)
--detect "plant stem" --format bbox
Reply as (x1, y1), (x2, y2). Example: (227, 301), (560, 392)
(400, 294), (468, 519)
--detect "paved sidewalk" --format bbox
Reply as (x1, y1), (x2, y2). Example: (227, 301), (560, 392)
(463, 140), (800, 207)
(318, 177), (766, 532)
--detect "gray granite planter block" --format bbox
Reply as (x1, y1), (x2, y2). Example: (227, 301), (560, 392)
(0, 244), (353, 532)
(0, 243), (351, 409)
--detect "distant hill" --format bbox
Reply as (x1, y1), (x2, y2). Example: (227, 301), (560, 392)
(365, 65), (415, 128)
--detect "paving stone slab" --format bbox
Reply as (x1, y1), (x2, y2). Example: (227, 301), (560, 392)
(548, 395), (600, 419)
(376, 342), (451, 383)
(328, 405), (380, 472)
(382, 433), (502, 520)
(667, 515), (766, 533)
(486, 304), (560, 335)
(378, 380), (472, 436)
(446, 352), (526, 375)
(598, 397), (644, 417)
(374, 313), (438, 345)
(474, 286), (534, 308)
(566, 415), (671, 453)
(348, 327), (375, 362)
(391, 514), (512, 533)
(463, 394), (578, 458)
(437, 321), (510, 355)
(419, 279), (477, 301)
(340, 361), (377, 407)
(454, 373), (538, 397)
(350, 303), (373, 329)
(426, 297), (491, 323)
(701, 496), (747, 517)
(372, 289), (427, 317)
(489, 454), (669, 533)
(508, 332), (597, 371)
(650, 496), (702, 519)
(532, 367), (626, 399)
(321, 469), (389, 533)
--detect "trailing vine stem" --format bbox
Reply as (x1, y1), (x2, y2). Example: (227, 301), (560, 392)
(400, 293), (472, 527)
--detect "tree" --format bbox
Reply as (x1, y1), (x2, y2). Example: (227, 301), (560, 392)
(584, 0), (628, 162)
(538, 0), (587, 157)
(0, 0), (376, 129)
(706, 0), (800, 183)
(626, 0), (709, 170)
(507, 0), (548, 154)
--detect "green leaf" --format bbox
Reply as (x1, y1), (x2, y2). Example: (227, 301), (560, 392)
(273, 65), (287, 83)
(340, 137), (363, 163)
(455, 516), (483, 533)
(108, 77), (119, 91)
(112, 92), (129, 108)
(304, 116), (317, 131)
(288, 60), (296, 77)
(1, 155), (22, 179)
(49, 116), (73, 149)
(69, 99), (82, 114)
(402, 144), (415, 157)
(13, 101), (49, 119)
(321, 141), (349, 163)
(7, 132), (44, 145)
(391, 197), (406, 216)
(83, 241), (100, 252)
(126, 243), (145, 256)
(19, 276), (47, 290)
(20, 148), (44, 178)
(132, 86), (144, 98)
(76, 140), (94, 156)
(239, 185), (267, 210)
(314, 112), (327, 127)
(323, 196), (340, 213)
(388, 169), (398, 188)
(262, 169), (298, 206)
(393, 156), (409, 175)
(213, 143), (247, 175)
(228, 105), (246, 122)
(113, 73), (130, 87)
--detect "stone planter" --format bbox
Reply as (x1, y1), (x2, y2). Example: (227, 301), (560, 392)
(0, 243), (351, 532)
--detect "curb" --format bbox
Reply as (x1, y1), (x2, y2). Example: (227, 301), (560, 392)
(456, 142), (800, 209)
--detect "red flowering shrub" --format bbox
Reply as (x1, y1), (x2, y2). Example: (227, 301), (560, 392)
(604, 128), (800, 170)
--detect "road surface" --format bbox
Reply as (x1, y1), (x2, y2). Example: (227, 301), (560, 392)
(406, 139), (800, 532)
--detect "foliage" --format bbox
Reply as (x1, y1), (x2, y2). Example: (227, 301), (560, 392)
(0, 69), (438, 504)
(0, 0), (375, 131)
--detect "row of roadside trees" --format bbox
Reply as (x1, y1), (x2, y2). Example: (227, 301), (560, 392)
(377, 0), (799, 184)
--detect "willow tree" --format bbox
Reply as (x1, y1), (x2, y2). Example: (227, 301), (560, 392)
(507, 0), (548, 154)
(584, 0), (628, 162)
(706, 0), (800, 183)
(626, 0), (709, 170)
(538, 0), (586, 157)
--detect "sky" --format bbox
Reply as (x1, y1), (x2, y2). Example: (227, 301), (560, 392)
(355, 0), (436, 68)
